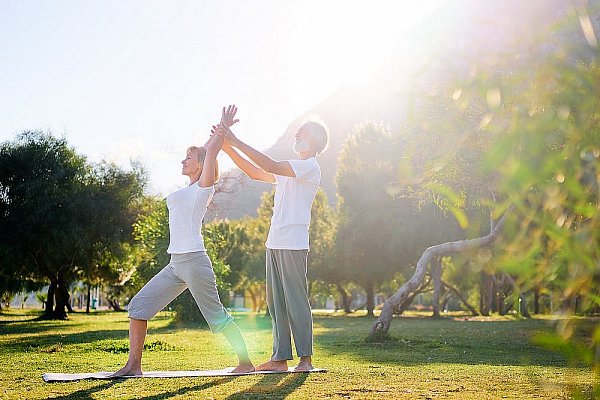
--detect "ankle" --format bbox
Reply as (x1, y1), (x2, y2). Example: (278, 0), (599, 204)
(125, 360), (141, 370)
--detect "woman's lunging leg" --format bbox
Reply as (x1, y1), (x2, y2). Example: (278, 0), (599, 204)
(111, 318), (147, 377)
(221, 322), (255, 373)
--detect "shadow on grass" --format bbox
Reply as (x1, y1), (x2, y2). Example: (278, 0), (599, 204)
(42, 374), (307, 400)
(2, 311), (583, 370)
(225, 372), (308, 400)
(137, 377), (236, 400)
(0, 329), (131, 352)
(0, 312), (267, 352)
(0, 310), (129, 335)
(0, 314), (177, 350)
(44, 377), (236, 400)
(44, 380), (118, 400)
(314, 315), (570, 368)
(0, 309), (268, 338)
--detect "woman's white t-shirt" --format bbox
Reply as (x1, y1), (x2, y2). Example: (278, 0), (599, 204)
(166, 183), (214, 254)
(266, 157), (321, 250)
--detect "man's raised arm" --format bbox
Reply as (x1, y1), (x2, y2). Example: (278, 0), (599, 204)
(215, 125), (295, 178)
(217, 130), (275, 183)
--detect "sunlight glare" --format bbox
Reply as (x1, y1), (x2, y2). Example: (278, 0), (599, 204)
(285, 1), (442, 109)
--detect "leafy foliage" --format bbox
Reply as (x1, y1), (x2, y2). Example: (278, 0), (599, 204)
(0, 131), (146, 318)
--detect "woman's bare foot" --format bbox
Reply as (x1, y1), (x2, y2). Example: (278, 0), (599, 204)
(255, 360), (289, 371)
(230, 362), (255, 374)
(294, 356), (314, 372)
(109, 365), (143, 378)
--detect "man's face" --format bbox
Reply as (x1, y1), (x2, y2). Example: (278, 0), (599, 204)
(293, 125), (312, 154)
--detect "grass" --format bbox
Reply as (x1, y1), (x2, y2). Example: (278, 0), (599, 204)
(0, 308), (596, 399)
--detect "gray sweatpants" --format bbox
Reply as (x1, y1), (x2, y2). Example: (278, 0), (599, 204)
(266, 248), (313, 360)
(127, 252), (233, 333)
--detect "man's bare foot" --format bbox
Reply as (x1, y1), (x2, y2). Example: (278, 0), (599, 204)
(109, 365), (143, 378)
(255, 360), (288, 371)
(294, 356), (314, 372)
(230, 362), (255, 374)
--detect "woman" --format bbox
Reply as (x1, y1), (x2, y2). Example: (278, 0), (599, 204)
(112, 128), (254, 377)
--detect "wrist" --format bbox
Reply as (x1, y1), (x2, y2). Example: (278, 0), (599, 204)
(231, 137), (242, 147)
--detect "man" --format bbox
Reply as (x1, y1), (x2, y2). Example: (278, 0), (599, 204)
(215, 105), (328, 371)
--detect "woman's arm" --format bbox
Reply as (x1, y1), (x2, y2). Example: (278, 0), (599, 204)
(198, 134), (223, 188)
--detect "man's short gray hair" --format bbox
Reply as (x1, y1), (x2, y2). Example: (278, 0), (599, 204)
(302, 119), (329, 155)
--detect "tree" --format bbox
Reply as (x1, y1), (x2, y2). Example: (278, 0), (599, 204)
(0, 131), (146, 319)
(371, 212), (510, 335)
(305, 189), (343, 308)
(335, 121), (407, 316)
(0, 247), (44, 309)
(369, 11), (600, 397)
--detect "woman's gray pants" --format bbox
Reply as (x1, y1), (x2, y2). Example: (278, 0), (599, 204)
(127, 251), (233, 333)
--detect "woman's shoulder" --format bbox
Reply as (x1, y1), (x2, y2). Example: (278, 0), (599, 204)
(195, 182), (215, 192)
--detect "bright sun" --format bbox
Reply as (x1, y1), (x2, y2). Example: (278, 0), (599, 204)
(284, 0), (443, 106)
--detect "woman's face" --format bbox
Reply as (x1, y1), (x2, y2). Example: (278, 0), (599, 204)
(181, 149), (202, 177)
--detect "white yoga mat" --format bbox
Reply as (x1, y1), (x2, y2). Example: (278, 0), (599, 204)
(43, 367), (326, 382)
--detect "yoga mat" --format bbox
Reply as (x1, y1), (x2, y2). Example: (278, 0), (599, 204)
(43, 367), (326, 382)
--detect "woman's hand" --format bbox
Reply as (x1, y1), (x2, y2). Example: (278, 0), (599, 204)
(220, 105), (239, 128)
(206, 130), (224, 152)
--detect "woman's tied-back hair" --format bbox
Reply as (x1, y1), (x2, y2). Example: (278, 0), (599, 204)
(187, 146), (220, 181)
(302, 118), (329, 155)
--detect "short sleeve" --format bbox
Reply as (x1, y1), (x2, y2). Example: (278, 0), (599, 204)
(288, 158), (320, 184)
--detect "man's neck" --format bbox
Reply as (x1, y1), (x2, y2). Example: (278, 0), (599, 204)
(298, 151), (316, 160)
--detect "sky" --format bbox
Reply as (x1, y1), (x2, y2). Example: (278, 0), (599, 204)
(0, 0), (442, 196)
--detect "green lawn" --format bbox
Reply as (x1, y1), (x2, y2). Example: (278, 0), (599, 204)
(0, 309), (595, 399)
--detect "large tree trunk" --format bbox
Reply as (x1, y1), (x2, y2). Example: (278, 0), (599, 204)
(66, 294), (74, 313)
(431, 258), (442, 317)
(45, 281), (57, 318)
(53, 276), (69, 319)
(336, 283), (352, 313)
(370, 212), (509, 336)
(365, 280), (375, 317)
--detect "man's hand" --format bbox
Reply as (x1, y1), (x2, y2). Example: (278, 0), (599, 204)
(213, 124), (237, 144)
(220, 105), (239, 128)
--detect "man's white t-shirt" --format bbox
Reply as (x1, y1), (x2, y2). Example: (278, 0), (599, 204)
(265, 157), (321, 250)
(166, 183), (214, 254)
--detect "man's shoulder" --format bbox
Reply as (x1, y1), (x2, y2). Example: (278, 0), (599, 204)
(288, 157), (320, 168)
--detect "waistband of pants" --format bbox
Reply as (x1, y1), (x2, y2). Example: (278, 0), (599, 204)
(169, 251), (207, 263)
